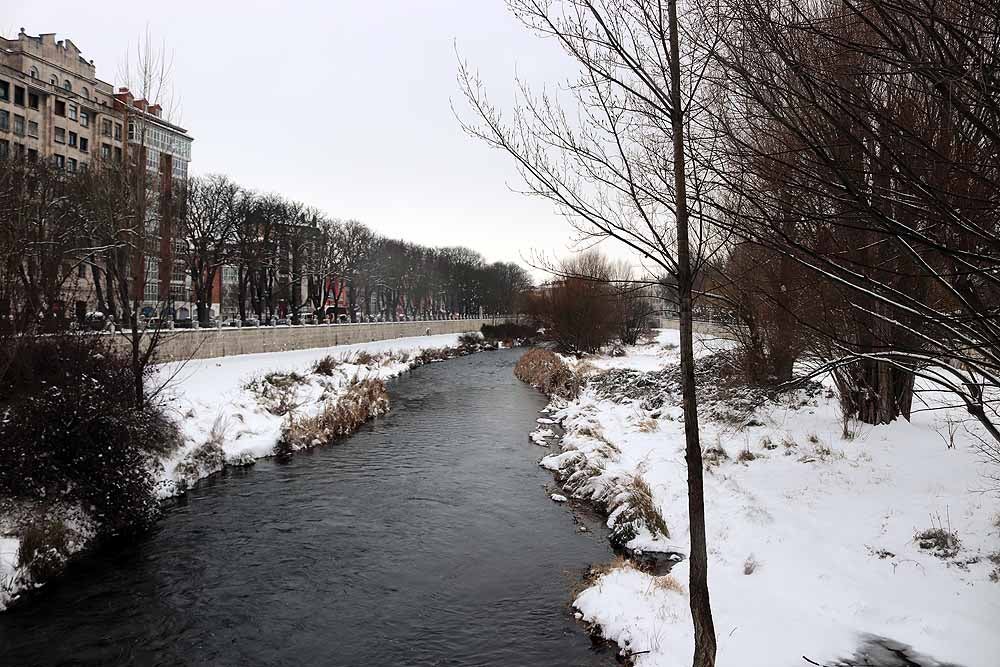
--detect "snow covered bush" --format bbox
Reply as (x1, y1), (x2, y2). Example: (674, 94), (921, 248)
(514, 349), (583, 399)
(279, 378), (390, 452)
(0, 334), (180, 536)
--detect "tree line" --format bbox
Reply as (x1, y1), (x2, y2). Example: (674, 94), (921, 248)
(0, 160), (532, 333)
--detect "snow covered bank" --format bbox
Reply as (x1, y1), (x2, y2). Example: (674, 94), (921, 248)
(154, 332), (478, 496)
(537, 330), (1000, 666)
(1, 331), (483, 611)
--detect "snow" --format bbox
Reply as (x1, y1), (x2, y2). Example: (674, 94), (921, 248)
(530, 427), (556, 446)
(543, 330), (1000, 666)
(154, 333), (468, 496)
(551, 494), (568, 503)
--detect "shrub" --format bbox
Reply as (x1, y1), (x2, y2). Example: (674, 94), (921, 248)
(311, 355), (340, 376)
(609, 475), (670, 548)
(703, 443), (730, 467)
(0, 334), (179, 535)
(737, 448), (757, 463)
(281, 379), (390, 452)
(915, 526), (961, 559)
(513, 349), (583, 399)
(17, 519), (72, 583)
(481, 322), (537, 343)
(458, 331), (482, 348)
(173, 418), (229, 488)
(244, 372), (304, 416)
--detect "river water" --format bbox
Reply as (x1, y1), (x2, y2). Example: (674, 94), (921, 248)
(0, 348), (615, 666)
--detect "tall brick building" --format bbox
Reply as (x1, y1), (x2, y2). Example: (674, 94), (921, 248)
(0, 29), (195, 319)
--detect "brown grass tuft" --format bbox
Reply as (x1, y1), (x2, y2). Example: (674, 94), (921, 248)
(514, 349), (583, 399)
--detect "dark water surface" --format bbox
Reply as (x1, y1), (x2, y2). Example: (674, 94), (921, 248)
(0, 349), (615, 666)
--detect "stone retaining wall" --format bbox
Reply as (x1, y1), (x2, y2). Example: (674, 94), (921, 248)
(115, 319), (498, 363)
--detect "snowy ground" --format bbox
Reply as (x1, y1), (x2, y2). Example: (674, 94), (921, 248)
(542, 330), (1000, 667)
(1, 331), (475, 611)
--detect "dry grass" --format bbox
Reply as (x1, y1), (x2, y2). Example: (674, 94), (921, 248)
(653, 574), (685, 593)
(736, 448), (757, 463)
(703, 443), (730, 467)
(281, 378), (390, 452)
(311, 355), (341, 376)
(743, 554), (759, 575)
(244, 372), (306, 416)
(174, 415), (229, 488)
(915, 526), (961, 559)
(636, 417), (659, 433)
(514, 349), (583, 399)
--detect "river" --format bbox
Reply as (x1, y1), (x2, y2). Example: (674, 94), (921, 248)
(0, 348), (615, 666)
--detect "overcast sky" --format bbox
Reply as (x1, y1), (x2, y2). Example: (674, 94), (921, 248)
(8, 1), (600, 270)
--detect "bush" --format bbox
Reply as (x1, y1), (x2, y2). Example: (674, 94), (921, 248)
(514, 349), (583, 399)
(458, 331), (482, 348)
(0, 334), (178, 535)
(280, 378), (390, 451)
(17, 519), (72, 583)
(311, 355), (341, 376)
(480, 322), (538, 343)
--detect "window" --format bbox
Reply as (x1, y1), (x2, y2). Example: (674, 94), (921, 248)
(114, 146), (122, 162)
(81, 86), (89, 100)
(54, 127), (65, 143)
(54, 154), (65, 169)
(79, 137), (88, 153)
(101, 143), (111, 159)
(114, 123), (122, 141)
(14, 86), (24, 106)
(67, 157), (77, 172)
(29, 67), (38, 79)
(68, 104), (77, 121)
(28, 93), (39, 110)
(101, 119), (112, 137)
(0, 140), (8, 158)
(80, 111), (89, 128)
(68, 131), (77, 147)
(0, 81), (8, 101)
(13, 115), (24, 136)
(0, 110), (7, 131)
(27, 148), (37, 161)
(63, 80), (71, 91)
(54, 100), (65, 117)
(49, 75), (58, 86)
(27, 121), (38, 138)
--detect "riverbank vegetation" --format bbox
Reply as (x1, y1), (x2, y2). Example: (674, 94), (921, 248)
(0, 334), (181, 601)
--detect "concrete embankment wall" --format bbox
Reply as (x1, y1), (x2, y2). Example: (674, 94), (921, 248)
(116, 319), (497, 363)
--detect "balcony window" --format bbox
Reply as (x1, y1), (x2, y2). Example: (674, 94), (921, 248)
(79, 137), (89, 153)
(69, 131), (77, 147)
(0, 80), (9, 101)
(27, 121), (39, 138)
(81, 86), (89, 100)
(63, 80), (72, 92)
(13, 115), (24, 137)
(54, 154), (65, 169)
(67, 157), (77, 172)
(80, 111), (89, 128)
(101, 119), (112, 137)
(49, 76), (57, 86)
(14, 86), (24, 106)
(68, 104), (77, 121)
(114, 146), (122, 162)
(28, 93), (39, 110)
(101, 143), (111, 160)
(0, 110), (7, 131)
(54, 100), (66, 117)
(54, 127), (66, 143)
(114, 123), (122, 141)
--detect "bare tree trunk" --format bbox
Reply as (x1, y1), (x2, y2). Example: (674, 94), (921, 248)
(668, 1), (716, 664)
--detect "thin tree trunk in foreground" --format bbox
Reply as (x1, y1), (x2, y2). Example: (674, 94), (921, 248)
(667, 0), (716, 664)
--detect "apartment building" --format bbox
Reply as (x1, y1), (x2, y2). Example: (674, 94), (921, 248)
(0, 29), (196, 321)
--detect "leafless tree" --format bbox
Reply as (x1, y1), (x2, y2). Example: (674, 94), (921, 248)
(458, 1), (722, 662)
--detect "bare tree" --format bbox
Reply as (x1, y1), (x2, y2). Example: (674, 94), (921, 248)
(459, 1), (721, 662)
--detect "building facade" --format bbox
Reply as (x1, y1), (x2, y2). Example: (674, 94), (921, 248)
(0, 29), (196, 321)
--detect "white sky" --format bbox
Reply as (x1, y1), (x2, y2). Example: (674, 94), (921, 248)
(7, 0), (620, 271)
